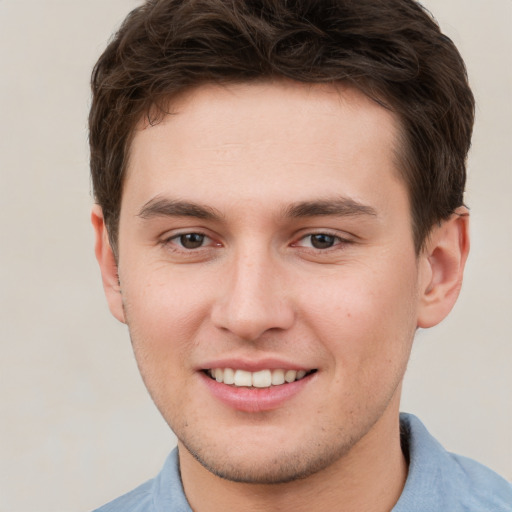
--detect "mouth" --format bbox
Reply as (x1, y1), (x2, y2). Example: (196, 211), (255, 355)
(203, 368), (317, 388)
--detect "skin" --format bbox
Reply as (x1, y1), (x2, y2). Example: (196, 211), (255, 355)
(93, 80), (469, 511)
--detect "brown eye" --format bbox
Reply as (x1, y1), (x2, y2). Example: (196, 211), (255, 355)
(179, 233), (205, 249)
(310, 234), (336, 249)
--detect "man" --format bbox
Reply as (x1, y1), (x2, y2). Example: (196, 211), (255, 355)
(89, 0), (512, 510)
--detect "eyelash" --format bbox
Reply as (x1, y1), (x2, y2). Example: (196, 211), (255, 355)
(293, 232), (351, 251)
(164, 232), (218, 251)
(162, 231), (352, 253)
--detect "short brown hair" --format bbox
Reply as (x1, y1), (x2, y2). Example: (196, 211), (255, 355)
(89, 0), (475, 253)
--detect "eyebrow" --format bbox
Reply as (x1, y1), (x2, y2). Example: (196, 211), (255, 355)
(137, 196), (377, 221)
(283, 198), (378, 218)
(137, 197), (223, 221)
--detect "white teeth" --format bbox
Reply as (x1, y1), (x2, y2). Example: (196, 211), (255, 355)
(208, 368), (312, 388)
(271, 369), (285, 385)
(234, 369), (252, 387)
(252, 369), (272, 388)
(284, 370), (297, 383)
(223, 367), (235, 385)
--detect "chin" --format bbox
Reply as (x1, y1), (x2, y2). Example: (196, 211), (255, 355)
(178, 428), (358, 485)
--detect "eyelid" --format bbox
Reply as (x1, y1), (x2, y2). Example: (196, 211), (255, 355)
(158, 227), (354, 252)
(291, 229), (354, 248)
(161, 229), (222, 250)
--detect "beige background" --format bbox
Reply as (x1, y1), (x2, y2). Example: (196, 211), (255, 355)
(0, 1), (510, 511)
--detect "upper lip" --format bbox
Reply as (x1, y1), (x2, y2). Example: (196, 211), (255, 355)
(198, 357), (314, 372)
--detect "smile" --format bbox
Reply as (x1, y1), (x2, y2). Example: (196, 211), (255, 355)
(205, 368), (316, 388)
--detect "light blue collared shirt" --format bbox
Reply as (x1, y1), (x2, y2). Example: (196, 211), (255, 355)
(93, 413), (512, 511)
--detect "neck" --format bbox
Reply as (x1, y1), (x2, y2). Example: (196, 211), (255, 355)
(178, 404), (408, 512)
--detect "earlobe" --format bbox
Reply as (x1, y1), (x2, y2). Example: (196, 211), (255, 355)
(417, 208), (470, 329)
(91, 205), (126, 324)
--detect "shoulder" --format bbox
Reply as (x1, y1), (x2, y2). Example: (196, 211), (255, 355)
(91, 448), (192, 512)
(395, 413), (512, 512)
(92, 479), (154, 512)
(447, 452), (512, 511)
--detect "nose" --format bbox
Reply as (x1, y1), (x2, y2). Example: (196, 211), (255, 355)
(210, 248), (295, 341)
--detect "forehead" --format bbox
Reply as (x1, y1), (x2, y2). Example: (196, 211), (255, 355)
(133, 80), (400, 152)
(124, 80), (405, 219)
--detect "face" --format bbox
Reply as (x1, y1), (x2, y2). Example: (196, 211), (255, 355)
(107, 81), (431, 483)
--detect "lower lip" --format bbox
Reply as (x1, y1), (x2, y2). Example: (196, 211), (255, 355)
(200, 372), (315, 413)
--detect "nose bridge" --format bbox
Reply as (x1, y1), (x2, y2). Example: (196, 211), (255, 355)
(211, 241), (294, 340)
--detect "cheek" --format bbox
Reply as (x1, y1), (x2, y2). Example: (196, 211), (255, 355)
(121, 277), (206, 418)
(300, 260), (419, 368)
(121, 271), (210, 367)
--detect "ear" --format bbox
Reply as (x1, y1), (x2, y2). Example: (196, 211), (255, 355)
(417, 207), (470, 328)
(91, 205), (126, 324)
